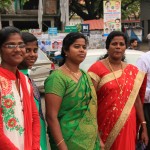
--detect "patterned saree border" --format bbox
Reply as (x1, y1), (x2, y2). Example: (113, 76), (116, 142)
(105, 71), (145, 150)
(88, 72), (101, 84)
(97, 70), (122, 90)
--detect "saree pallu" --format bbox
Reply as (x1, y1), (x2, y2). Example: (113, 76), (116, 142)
(44, 70), (100, 150)
(88, 62), (146, 150)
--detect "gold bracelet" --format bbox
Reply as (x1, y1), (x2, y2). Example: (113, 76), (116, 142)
(141, 121), (146, 124)
(56, 139), (64, 147)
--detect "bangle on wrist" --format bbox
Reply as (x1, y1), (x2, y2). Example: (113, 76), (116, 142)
(56, 139), (64, 147)
(141, 121), (146, 124)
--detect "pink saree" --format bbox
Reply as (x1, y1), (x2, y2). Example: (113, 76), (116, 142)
(88, 61), (146, 150)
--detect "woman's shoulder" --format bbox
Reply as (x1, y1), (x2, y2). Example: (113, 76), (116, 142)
(45, 69), (69, 85)
(125, 63), (138, 71)
(50, 69), (63, 76)
(88, 60), (104, 70)
(46, 69), (64, 80)
(125, 64), (145, 75)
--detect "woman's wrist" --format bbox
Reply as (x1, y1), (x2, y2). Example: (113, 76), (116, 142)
(57, 139), (64, 147)
(141, 121), (147, 131)
(141, 121), (146, 124)
(58, 142), (68, 150)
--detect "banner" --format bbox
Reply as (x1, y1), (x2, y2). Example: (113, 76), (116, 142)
(103, 0), (121, 36)
(29, 29), (42, 38)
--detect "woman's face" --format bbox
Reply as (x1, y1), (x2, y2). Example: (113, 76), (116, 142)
(0, 33), (26, 67)
(107, 36), (126, 60)
(65, 38), (87, 64)
(106, 2), (111, 8)
(23, 41), (38, 69)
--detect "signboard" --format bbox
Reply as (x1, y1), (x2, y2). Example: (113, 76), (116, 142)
(48, 27), (58, 35)
(65, 26), (77, 33)
(103, 0), (121, 36)
(81, 24), (90, 36)
(29, 29), (42, 38)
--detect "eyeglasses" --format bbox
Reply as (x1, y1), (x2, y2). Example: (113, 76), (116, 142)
(3, 44), (26, 49)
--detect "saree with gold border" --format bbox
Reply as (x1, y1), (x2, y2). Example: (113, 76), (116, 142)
(44, 69), (100, 150)
(88, 61), (146, 150)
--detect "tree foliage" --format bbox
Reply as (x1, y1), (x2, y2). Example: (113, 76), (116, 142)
(121, 0), (141, 20)
(0, 0), (12, 13)
(69, 0), (142, 20)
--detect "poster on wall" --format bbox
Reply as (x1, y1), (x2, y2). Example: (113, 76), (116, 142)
(103, 0), (121, 36)
(38, 40), (51, 54)
(51, 40), (62, 51)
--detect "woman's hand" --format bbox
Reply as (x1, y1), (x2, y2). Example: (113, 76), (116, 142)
(141, 125), (149, 146)
(135, 95), (149, 146)
(58, 143), (68, 150)
(100, 139), (105, 150)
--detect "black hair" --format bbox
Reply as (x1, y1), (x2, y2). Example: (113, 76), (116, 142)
(115, 18), (120, 22)
(60, 32), (88, 66)
(129, 38), (137, 44)
(0, 26), (21, 50)
(106, 31), (127, 50)
(100, 31), (127, 60)
(21, 32), (38, 46)
(53, 41), (59, 44)
(105, 1), (111, 5)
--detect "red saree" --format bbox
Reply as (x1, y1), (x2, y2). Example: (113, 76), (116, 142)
(88, 61), (146, 150)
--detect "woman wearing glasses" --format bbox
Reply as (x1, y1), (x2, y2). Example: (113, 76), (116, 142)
(0, 26), (40, 150)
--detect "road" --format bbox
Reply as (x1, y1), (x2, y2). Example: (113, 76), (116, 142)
(41, 94), (51, 150)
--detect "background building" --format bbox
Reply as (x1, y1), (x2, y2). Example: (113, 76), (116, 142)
(1, 0), (60, 31)
(141, 0), (150, 39)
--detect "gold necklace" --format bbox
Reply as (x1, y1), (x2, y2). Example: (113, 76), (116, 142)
(64, 64), (81, 80)
(106, 57), (125, 95)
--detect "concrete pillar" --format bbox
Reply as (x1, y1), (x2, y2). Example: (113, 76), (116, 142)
(51, 19), (54, 27)
(144, 20), (148, 39)
(9, 20), (13, 26)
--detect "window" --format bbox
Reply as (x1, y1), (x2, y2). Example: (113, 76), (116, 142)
(20, 0), (39, 10)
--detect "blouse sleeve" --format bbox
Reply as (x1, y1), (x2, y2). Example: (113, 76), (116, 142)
(44, 71), (67, 97)
(88, 62), (102, 83)
(0, 95), (18, 150)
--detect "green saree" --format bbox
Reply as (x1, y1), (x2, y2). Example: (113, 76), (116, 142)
(44, 69), (100, 150)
